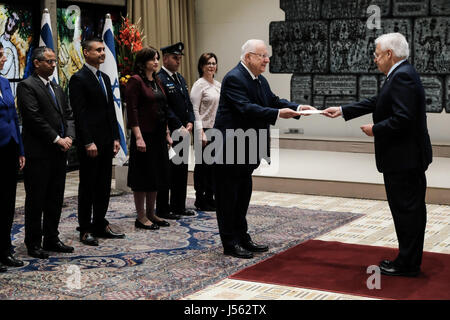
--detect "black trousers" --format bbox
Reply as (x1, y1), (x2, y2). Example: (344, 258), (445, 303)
(156, 162), (188, 214)
(156, 138), (189, 214)
(24, 151), (67, 248)
(194, 128), (215, 200)
(383, 168), (427, 269)
(214, 164), (254, 249)
(0, 140), (19, 256)
(77, 146), (113, 234)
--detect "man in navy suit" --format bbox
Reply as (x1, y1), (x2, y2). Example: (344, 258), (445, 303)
(324, 33), (432, 277)
(214, 39), (315, 259)
(156, 42), (196, 219)
(69, 39), (124, 246)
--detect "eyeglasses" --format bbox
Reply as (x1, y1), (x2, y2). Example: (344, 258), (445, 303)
(206, 62), (217, 66)
(373, 51), (386, 59)
(41, 59), (58, 65)
(249, 52), (270, 59)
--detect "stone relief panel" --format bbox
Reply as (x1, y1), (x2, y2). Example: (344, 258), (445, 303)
(430, 0), (450, 15)
(393, 0), (429, 16)
(269, 21), (328, 74)
(329, 19), (412, 73)
(322, 0), (390, 19)
(421, 76), (444, 113)
(414, 17), (450, 74)
(270, 0), (450, 113)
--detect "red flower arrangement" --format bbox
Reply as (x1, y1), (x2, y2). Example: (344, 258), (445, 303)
(116, 15), (145, 85)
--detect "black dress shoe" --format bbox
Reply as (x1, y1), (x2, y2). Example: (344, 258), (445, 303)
(150, 219), (170, 227)
(43, 240), (74, 253)
(94, 226), (125, 239)
(175, 209), (196, 216)
(241, 240), (269, 253)
(135, 219), (159, 230)
(80, 233), (99, 246)
(0, 254), (24, 267)
(27, 246), (49, 259)
(194, 200), (215, 211)
(0, 264), (6, 273)
(158, 212), (181, 220)
(379, 259), (394, 269)
(224, 244), (254, 259)
(379, 263), (420, 277)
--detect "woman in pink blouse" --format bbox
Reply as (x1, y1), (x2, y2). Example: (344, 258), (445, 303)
(190, 53), (221, 211)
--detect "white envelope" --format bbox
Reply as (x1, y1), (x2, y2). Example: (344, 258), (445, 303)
(168, 147), (176, 160)
(298, 110), (324, 115)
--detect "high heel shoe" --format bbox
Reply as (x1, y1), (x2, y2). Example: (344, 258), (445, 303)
(135, 219), (159, 230)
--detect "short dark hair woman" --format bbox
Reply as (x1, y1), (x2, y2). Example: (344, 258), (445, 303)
(191, 52), (221, 211)
(126, 46), (173, 229)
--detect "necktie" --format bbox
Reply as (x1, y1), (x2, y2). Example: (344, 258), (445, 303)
(46, 82), (65, 137)
(172, 73), (180, 86)
(255, 78), (264, 104)
(96, 70), (108, 99)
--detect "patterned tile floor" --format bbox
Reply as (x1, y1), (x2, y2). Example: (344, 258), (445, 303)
(14, 171), (450, 300)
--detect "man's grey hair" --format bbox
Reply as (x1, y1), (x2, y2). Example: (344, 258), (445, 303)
(240, 39), (266, 61)
(375, 33), (410, 60)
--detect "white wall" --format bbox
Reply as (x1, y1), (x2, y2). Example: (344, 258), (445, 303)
(195, 0), (450, 143)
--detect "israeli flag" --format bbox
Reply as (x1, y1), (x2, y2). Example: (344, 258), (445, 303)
(100, 14), (128, 165)
(39, 8), (59, 84)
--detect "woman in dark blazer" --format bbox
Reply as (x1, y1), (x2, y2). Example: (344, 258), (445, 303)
(0, 43), (25, 272)
(126, 47), (172, 229)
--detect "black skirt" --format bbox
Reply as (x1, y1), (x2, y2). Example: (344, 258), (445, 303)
(127, 131), (169, 192)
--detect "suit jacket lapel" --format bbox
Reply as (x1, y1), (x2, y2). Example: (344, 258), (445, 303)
(82, 65), (108, 102)
(237, 63), (265, 106)
(33, 75), (62, 115)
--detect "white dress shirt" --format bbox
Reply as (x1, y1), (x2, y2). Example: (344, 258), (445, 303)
(37, 75), (61, 143)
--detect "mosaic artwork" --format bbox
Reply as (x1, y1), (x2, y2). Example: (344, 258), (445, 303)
(0, 3), (34, 96)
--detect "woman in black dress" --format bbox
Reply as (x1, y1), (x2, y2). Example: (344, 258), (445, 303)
(126, 47), (172, 229)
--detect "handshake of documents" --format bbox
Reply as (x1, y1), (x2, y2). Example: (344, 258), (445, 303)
(279, 105), (341, 118)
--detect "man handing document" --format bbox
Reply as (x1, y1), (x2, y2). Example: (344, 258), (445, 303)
(213, 39), (315, 259)
(323, 33), (432, 277)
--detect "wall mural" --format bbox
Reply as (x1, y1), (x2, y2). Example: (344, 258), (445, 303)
(56, 2), (124, 93)
(270, 0), (450, 113)
(0, 3), (34, 97)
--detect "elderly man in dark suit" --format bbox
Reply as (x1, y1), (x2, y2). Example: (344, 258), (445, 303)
(17, 46), (75, 259)
(156, 42), (196, 219)
(69, 39), (124, 246)
(213, 39), (314, 259)
(324, 33), (432, 277)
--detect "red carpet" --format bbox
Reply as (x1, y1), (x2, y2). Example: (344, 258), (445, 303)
(230, 240), (450, 300)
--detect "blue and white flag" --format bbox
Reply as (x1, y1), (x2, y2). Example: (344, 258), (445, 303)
(39, 9), (58, 84)
(100, 14), (128, 165)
